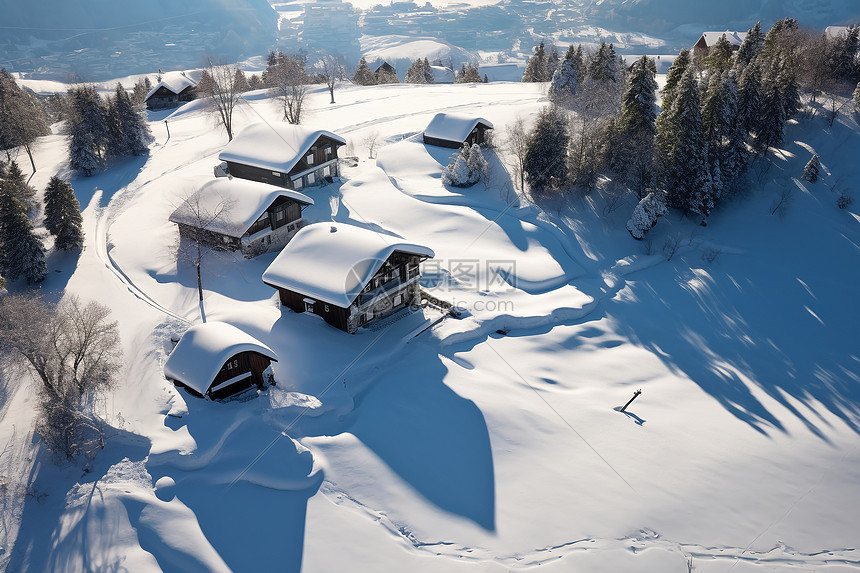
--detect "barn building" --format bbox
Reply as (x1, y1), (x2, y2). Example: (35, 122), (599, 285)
(422, 112), (494, 149)
(144, 71), (198, 110)
(169, 178), (314, 257)
(163, 322), (278, 400)
(217, 123), (346, 191)
(692, 31), (747, 59)
(262, 222), (435, 334)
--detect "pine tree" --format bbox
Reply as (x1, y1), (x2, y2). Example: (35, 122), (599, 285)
(456, 63), (482, 83)
(0, 187), (46, 284)
(736, 22), (765, 70)
(353, 57), (377, 86)
(523, 105), (569, 192)
(522, 42), (549, 82)
(105, 83), (151, 157)
(657, 68), (714, 217)
(442, 144), (487, 187)
(548, 45), (581, 106)
(547, 45), (561, 77)
(233, 69), (249, 93)
(757, 71), (786, 152)
(588, 42), (620, 83)
(659, 49), (691, 116)
(405, 58), (430, 84)
(705, 34), (735, 73)
(802, 154), (821, 183)
(1, 160), (37, 214)
(776, 58), (801, 119)
(737, 62), (764, 144)
(620, 56), (658, 137)
(423, 58), (434, 84)
(44, 176), (84, 250)
(131, 77), (152, 105)
(68, 85), (107, 176)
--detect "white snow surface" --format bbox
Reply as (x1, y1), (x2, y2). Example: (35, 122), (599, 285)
(423, 112), (494, 145)
(163, 321), (278, 395)
(218, 122), (346, 174)
(262, 222), (435, 307)
(169, 178), (313, 238)
(1, 79), (859, 573)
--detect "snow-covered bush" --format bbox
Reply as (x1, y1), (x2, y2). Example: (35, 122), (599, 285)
(802, 153), (820, 183)
(442, 144), (488, 187)
(626, 191), (667, 240)
(837, 190), (854, 209)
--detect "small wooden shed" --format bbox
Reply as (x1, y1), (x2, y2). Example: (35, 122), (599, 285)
(163, 322), (278, 400)
(423, 112), (494, 149)
(144, 71), (198, 110)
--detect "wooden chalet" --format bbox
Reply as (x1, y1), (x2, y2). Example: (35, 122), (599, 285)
(692, 31), (747, 59)
(169, 178), (314, 257)
(374, 61), (397, 76)
(144, 71), (198, 110)
(218, 123), (346, 191)
(262, 222), (435, 334)
(163, 322), (278, 400)
(423, 112), (494, 149)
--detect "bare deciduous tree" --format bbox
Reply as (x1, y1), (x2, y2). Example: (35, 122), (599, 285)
(0, 294), (122, 460)
(318, 55), (345, 104)
(363, 130), (380, 159)
(198, 62), (243, 140)
(267, 56), (308, 125)
(505, 116), (529, 192)
(171, 189), (234, 320)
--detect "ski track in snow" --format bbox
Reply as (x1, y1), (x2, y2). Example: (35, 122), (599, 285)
(320, 480), (860, 569)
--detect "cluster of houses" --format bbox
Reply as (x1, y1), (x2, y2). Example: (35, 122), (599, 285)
(163, 112), (492, 400)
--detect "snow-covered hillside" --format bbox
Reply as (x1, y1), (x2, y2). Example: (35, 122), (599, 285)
(1, 79), (859, 572)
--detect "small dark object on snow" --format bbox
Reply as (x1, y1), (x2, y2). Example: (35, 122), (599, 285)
(496, 329), (508, 336)
(620, 389), (642, 413)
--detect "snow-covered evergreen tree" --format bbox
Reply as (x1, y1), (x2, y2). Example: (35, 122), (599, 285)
(548, 45), (581, 106)
(0, 186), (46, 284)
(442, 144), (488, 187)
(353, 58), (376, 86)
(131, 76), (152, 105)
(705, 34), (735, 73)
(522, 42), (549, 82)
(776, 58), (801, 119)
(656, 68), (715, 217)
(802, 154), (821, 183)
(547, 45), (561, 78)
(405, 58), (431, 84)
(106, 83), (152, 157)
(626, 191), (667, 239)
(523, 105), (569, 192)
(854, 81), (860, 113)
(735, 22), (765, 70)
(737, 62), (764, 143)
(44, 176), (84, 250)
(757, 71), (786, 152)
(1, 160), (37, 214)
(456, 63), (482, 83)
(658, 49), (691, 121)
(620, 56), (658, 137)
(588, 42), (620, 83)
(68, 85), (107, 176)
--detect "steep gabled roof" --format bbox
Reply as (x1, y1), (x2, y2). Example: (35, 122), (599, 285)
(144, 71), (198, 101)
(262, 222), (435, 308)
(163, 321), (278, 396)
(218, 122), (347, 174)
(423, 112), (494, 144)
(169, 178), (313, 239)
(697, 31), (747, 48)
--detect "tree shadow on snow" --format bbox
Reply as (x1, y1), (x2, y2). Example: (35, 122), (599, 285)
(346, 339), (496, 531)
(65, 155), (149, 211)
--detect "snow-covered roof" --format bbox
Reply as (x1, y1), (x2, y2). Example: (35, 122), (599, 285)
(168, 178), (313, 238)
(697, 31), (747, 48)
(218, 122), (346, 174)
(144, 71), (198, 101)
(429, 66), (454, 84)
(825, 26), (850, 39)
(163, 321), (278, 395)
(423, 112), (494, 144)
(262, 222), (435, 308)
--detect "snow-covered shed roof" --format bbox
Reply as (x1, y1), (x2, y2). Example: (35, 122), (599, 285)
(825, 26), (850, 39)
(163, 321), (278, 395)
(168, 178), (313, 238)
(429, 66), (454, 84)
(697, 31), (747, 48)
(262, 222), (435, 308)
(423, 113), (494, 144)
(144, 71), (198, 101)
(218, 122), (346, 174)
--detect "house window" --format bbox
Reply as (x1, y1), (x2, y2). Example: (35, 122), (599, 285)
(323, 166), (331, 177)
(304, 298), (315, 313)
(293, 178), (303, 189)
(324, 304), (329, 312)
(306, 153), (314, 165)
(307, 173), (315, 185)
(325, 145), (332, 158)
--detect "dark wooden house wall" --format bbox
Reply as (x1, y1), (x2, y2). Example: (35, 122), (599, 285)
(226, 135), (345, 189)
(207, 350), (274, 400)
(276, 288), (351, 332)
(423, 124), (491, 149)
(146, 86), (196, 110)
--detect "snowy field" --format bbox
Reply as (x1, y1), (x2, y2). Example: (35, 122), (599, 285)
(1, 80), (860, 572)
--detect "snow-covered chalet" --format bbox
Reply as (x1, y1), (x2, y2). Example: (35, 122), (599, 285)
(423, 112), (494, 149)
(217, 122), (346, 191)
(692, 31), (747, 59)
(262, 222), (435, 334)
(163, 322), (278, 400)
(144, 71), (198, 110)
(169, 178), (314, 257)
